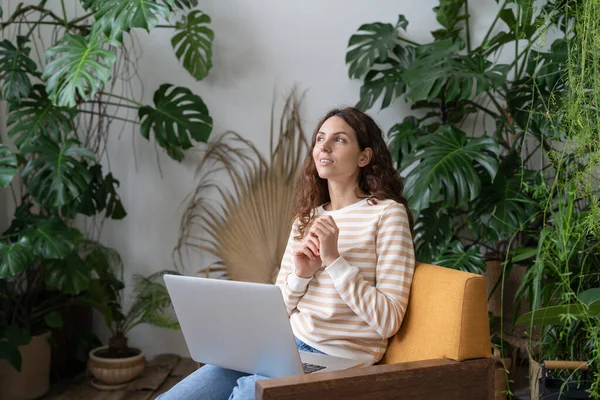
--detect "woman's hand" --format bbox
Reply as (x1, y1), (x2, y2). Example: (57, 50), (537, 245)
(309, 216), (340, 266)
(293, 234), (322, 278)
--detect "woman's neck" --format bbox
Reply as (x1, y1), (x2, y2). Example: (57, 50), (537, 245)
(325, 179), (367, 211)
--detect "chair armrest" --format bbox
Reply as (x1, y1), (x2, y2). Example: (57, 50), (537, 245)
(256, 358), (495, 400)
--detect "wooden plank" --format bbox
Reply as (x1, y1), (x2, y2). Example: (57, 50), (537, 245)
(256, 358), (495, 400)
(147, 354), (180, 370)
(171, 358), (196, 378)
(125, 366), (171, 391)
(126, 354), (180, 391)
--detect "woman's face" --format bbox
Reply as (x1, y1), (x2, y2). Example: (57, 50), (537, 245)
(312, 116), (371, 182)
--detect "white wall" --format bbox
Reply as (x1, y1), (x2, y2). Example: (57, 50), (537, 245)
(1, 0), (502, 358)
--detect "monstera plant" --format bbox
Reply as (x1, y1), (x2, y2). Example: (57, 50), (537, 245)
(345, 0), (571, 272)
(0, 0), (214, 385)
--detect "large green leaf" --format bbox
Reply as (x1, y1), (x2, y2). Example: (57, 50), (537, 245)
(20, 137), (96, 207)
(22, 218), (78, 259)
(403, 125), (500, 211)
(86, 0), (172, 40)
(470, 162), (541, 240)
(413, 203), (452, 263)
(43, 31), (117, 108)
(434, 240), (486, 274)
(138, 84), (212, 161)
(346, 15), (408, 79)
(0, 144), (17, 187)
(387, 116), (424, 169)
(432, 0), (467, 41)
(356, 45), (415, 111)
(578, 289), (600, 308)
(0, 36), (38, 101)
(7, 84), (77, 147)
(0, 326), (31, 372)
(0, 238), (34, 279)
(402, 39), (510, 102)
(516, 303), (600, 326)
(45, 252), (93, 295)
(74, 165), (126, 220)
(172, 10), (213, 81)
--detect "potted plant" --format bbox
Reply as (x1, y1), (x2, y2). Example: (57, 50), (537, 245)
(1, 1), (214, 397)
(80, 243), (180, 389)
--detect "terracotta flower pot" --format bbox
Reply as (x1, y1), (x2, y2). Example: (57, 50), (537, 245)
(87, 346), (146, 390)
(0, 331), (51, 400)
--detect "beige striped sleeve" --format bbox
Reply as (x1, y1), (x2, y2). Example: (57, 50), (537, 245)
(325, 203), (415, 338)
(275, 219), (313, 315)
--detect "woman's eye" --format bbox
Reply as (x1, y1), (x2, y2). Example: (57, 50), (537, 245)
(317, 137), (324, 142)
(336, 137), (345, 142)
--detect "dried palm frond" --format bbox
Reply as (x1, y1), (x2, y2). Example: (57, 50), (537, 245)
(173, 91), (307, 283)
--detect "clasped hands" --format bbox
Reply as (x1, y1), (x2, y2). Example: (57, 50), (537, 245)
(293, 216), (340, 279)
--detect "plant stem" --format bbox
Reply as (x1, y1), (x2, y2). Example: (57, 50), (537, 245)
(68, 11), (94, 26)
(397, 36), (420, 47)
(98, 92), (144, 108)
(464, 0), (471, 53)
(83, 100), (140, 110)
(60, 0), (69, 30)
(464, 99), (500, 119)
(481, 0), (508, 47)
(77, 109), (140, 125)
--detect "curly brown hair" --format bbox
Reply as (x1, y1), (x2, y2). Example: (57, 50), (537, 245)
(295, 107), (413, 239)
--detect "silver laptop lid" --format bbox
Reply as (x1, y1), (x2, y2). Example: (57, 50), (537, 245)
(164, 274), (304, 378)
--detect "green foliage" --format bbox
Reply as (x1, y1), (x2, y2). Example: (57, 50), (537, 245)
(0, 144), (17, 187)
(139, 84), (213, 161)
(0, 36), (39, 101)
(172, 10), (214, 80)
(20, 138), (96, 207)
(403, 125), (499, 211)
(43, 30), (117, 108)
(7, 84), (77, 147)
(1, 0), (213, 371)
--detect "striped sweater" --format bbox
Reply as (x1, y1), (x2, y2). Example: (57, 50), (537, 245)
(275, 198), (415, 366)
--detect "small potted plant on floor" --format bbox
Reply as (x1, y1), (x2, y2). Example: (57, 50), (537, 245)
(83, 244), (180, 390)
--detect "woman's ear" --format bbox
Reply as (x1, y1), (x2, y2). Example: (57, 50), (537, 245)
(359, 148), (373, 167)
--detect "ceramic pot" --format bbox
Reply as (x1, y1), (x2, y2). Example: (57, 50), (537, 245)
(87, 345), (145, 390)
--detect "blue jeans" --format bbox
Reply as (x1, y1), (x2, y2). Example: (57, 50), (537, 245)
(156, 337), (324, 400)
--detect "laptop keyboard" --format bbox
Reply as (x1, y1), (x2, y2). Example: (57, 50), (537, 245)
(302, 362), (326, 374)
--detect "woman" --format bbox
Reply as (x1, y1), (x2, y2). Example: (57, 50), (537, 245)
(158, 107), (415, 400)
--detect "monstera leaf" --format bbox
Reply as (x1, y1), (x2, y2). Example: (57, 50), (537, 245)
(139, 84), (212, 161)
(86, 0), (172, 40)
(0, 238), (35, 279)
(356, 45), (415, 111)
(434, 241), (486, 274)
(44, 252), (93, 295)
(43, 30), (117, 107)
(471, 166), (541, 241)
(0, 144), (17, 188)
(402, 39), (510, 102)
(403, 125), (499, 211)
(172, 10), (214, 81)
(22, 218), (78, 259)
(346, 15), (408, 79)
(387, 116), (425, 169)
(75, 164), (127, 220)
(413, 203), (453, 263)
(20, 137), (96, 207)
(0, 36), (38, 101)
(7, 84), (76, 147)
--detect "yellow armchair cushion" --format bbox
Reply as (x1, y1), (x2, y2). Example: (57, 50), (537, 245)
(379, 263), (491, 364)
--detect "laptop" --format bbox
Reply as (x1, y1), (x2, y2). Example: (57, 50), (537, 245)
(163, 274), (362, 378)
